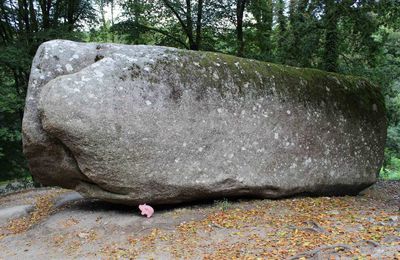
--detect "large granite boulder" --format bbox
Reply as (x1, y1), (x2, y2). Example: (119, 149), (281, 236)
(22, 40), (386, 205)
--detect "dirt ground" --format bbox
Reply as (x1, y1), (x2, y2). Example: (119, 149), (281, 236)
(0, 181), (399, 259)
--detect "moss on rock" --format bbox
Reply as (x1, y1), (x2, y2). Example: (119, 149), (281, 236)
(157, 49), (385, 121)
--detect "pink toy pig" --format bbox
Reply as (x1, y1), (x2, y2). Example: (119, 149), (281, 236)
(139, 204), (154, 218)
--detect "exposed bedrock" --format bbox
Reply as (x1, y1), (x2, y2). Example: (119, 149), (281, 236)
(22, 40), (387, 205)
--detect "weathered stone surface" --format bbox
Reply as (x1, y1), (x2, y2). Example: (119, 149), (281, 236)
(53, 192), (84, 208)
(0, 205), (34, 224)
(22, 40), (386, 205)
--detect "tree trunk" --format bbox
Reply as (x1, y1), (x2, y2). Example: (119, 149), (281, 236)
(111, 0), (114, 26)
(28, 0), (38, 32)
(131, 0), (141, 43)
(250, 0), (272, 59)
(289, 0), (297, 25)
(53, 0), (62, 27)
(236, 0), (247, 57)
(67, 0), (76, 31)
(287, 0), (300, 65)
(22, 0), (30, 33)
(39, 0), (51, 29)
(185, 0), (197, 50)
(195, 0), (203, 50)
(17, 0), (30, 41)
(99, 0), (106, 27)
(0, 2), (12, 42)
(276, 0), (286, 58)
(323, 0), (339, 72)
(161, 0), (191, 49)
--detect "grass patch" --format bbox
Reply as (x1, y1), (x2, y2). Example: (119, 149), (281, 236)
(379, 168), (400, 180)
(214, 198), (232, 211)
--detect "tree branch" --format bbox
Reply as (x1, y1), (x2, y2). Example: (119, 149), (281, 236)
(135, 23), (189, 49)
(161, 0), (189, 36)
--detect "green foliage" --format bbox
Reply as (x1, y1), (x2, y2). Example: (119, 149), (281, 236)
(381, 147), (400, 180)
(381, 171), (400, 181)
(0, 0), (96, 181)
(214, 198), (232, 211)
(0, 66), (27, 181)
(380, 167), (400, 181)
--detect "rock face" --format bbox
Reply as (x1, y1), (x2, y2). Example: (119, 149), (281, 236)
(22, 40), (387, 205)
(0, 205), (34, 224)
